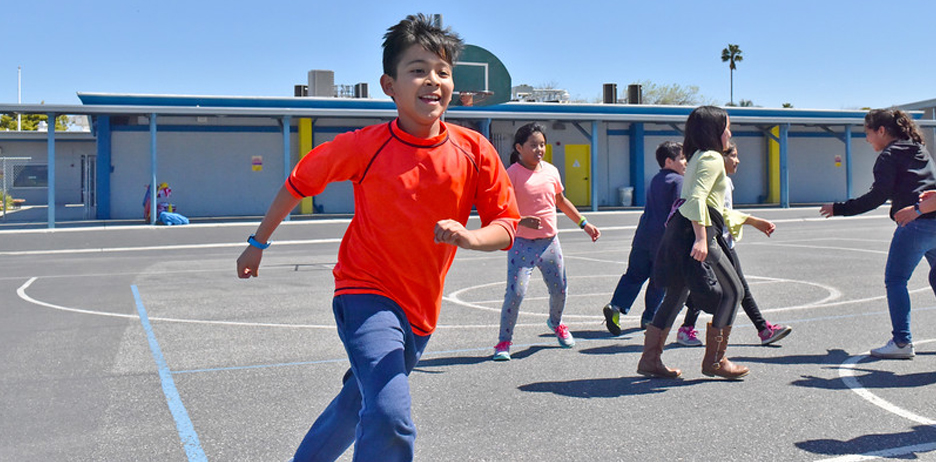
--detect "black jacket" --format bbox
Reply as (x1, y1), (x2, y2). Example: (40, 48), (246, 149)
(833, 140), (936, 221)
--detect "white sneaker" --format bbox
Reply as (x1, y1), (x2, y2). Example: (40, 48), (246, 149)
(870, 339), (915, 359)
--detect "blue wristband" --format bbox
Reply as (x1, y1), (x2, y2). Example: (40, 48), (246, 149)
(247, 234), (271, 249)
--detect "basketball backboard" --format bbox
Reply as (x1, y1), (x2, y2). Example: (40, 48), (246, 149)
(452, 44), (511, 107)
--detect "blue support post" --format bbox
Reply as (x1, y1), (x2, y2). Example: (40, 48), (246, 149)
(480, 118), (492, 140)
(779, 123), (790, 208)
(95, 116), (112, 219)
(47, 113), (56, 228)
(629, 122), (645, 207)
(845, 125), (853, 199)
(591, 120), (599, 211)
(282, 115), (291, 221)
(149, 114), (158, 225)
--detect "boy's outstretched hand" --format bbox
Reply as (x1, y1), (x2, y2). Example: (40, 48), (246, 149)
(237, 246), (263, 278)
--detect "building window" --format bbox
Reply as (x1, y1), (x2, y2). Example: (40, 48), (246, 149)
(13, 164), (48, 188)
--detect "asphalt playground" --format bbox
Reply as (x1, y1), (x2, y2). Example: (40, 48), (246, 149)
(2, 206), (935, 461)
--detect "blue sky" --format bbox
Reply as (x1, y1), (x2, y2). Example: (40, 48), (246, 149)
(4, 0), (935, 110)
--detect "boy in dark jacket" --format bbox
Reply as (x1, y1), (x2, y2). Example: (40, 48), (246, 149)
(603, 141), (685, 335)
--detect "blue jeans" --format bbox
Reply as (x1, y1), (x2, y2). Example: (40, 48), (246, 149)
(293, 294), (430, 462)
(610, 245), (665, 326)
(884, 218), (936, 345)
(498, 236), (567, 343)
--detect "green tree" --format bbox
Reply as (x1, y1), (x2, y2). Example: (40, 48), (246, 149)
(1, 113), (69, 131)
(721, 44), (743, 106)
(635, 80), (715, 106)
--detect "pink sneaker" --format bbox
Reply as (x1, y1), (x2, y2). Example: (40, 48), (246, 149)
(493, 341), (511, 361)
(676, 325), (702, 346)
(758, 322), (792, 345)
(547, 319), (575, 348)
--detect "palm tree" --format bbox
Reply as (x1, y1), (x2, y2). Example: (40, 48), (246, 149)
(721, 44), (743, 106)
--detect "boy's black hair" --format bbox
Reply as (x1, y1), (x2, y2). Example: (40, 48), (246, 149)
(382, 14), (464, 77)
(655, 141), (683, 168)
(683, 105), (729, 161)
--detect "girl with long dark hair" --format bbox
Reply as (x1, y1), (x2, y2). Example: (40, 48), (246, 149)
(821, 108), (936, 359)
(637, 105), (749, 379)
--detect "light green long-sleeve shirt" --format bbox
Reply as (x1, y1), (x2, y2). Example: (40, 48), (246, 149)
(678, 149), (748, 240)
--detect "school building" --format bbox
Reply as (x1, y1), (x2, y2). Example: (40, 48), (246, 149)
(2, 92), (935, 227)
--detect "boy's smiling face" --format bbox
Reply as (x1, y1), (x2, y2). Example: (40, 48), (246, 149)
(380, 44), (454, 138)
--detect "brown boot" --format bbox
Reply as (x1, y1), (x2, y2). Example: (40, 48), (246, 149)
(702, 322), (749, 379)
(637, 325), (682, 378)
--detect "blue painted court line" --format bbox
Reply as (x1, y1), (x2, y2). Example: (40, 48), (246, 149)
(132, 285), (208, 462)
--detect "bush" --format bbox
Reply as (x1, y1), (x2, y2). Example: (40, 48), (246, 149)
(1, 191), (14, 210)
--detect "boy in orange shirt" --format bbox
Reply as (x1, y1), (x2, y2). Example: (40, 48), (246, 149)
(236, 14), (519, 461)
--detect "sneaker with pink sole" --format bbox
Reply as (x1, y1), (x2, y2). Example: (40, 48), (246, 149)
(676, 325), (702, 346)
(546, 319), (575, 348)
(758, 322), (792, 345)
(493, 341), (512, 361)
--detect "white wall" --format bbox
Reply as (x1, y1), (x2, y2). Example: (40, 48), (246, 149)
(110, 124), (285, 219)
(0, 136), (95, 205)
(95, 117), (886, 218)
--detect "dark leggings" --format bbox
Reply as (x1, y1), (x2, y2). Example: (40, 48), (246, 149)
(682, 246), (766, 331)
(652, 238), (743, 330)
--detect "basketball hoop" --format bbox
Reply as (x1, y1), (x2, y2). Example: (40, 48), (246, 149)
(454, 90), (494, 107)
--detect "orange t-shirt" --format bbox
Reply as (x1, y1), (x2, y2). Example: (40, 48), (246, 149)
(286, 120), (519, 335)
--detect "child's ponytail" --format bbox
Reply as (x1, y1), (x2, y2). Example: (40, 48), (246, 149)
(894, 110), (925, 145)
(509, 149), (520, 165)
(866, 108), (925, 146)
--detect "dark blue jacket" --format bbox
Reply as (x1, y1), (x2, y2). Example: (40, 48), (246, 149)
(633, 168), (683, 251)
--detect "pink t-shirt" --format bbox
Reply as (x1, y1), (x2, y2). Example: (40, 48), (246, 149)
(507, 161), (564, 240)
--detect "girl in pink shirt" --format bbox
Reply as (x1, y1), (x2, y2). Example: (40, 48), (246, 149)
(493, 123), (601, 361)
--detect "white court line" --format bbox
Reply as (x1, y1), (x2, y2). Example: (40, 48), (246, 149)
(17, 270), (930, 331)
(443, 274), (845, 323)
(11, 228), (921, 330)
(821, 340), (936, 461)
(464, 277), (789, 307)
(752, 242), (889, 256)
(16, 277), (334, 329)
(0, 238), (342, 256)
(838, 339), (936, 426)
(0, 217), (353, 235)
(0, 209), (888, 254)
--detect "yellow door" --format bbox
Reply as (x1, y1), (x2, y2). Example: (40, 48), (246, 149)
(298, 118), (315, 214)
(564, 144), (590, 207)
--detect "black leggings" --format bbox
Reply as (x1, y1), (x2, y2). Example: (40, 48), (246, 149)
(652, 237), (743, 330)
(682, 246), (767, 331)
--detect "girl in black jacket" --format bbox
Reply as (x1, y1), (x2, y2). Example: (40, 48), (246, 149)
(820, 108), (936, 359)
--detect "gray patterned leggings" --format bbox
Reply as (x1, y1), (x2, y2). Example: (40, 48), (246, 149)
(498, 236), (567, 343)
